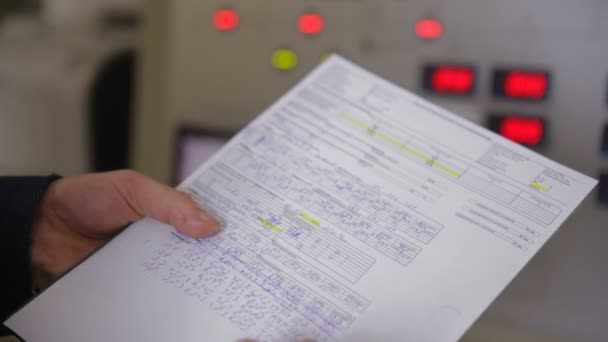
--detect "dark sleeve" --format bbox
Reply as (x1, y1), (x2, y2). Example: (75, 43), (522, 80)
(0, 175), (60, 334)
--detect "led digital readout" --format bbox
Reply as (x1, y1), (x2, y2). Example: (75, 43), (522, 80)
(488, 114), (546, 147)
(422, 64), (475, 95)
(493, 69), (550, 100)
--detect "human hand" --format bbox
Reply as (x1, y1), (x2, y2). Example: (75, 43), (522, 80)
(31, 170), (221, 279)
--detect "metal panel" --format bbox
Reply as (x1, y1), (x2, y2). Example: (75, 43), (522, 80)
(134, 1), (608, 340)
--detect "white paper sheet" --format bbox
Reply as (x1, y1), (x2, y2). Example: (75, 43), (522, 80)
(5, 56), (597, 342)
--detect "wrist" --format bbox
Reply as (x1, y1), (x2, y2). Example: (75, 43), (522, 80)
(30, 179), (62, 279)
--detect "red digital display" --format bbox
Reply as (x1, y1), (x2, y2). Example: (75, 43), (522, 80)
(504, 71), (548, 99)
(213, 9), (239, 31)
(423, 65), (475, 95)
(415, 18), (443, 40)
(493, 69), (550, 100)
(298, 13), (325, 35)
(488, 115), (545, 146)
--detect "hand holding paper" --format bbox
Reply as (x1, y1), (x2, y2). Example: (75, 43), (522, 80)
(6, 56), (597, 342)
(31, 170), (221, 279)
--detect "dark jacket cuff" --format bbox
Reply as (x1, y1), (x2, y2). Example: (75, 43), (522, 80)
(0, 175), (60, 334)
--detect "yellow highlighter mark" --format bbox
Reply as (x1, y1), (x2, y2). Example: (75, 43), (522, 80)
(530, 181), (548, 192)
(258, 217), (282, 233)
(301, 213), (320, 227)
(341, 113), (370, 131)
(435, 163), (462, 177)
(341, 113), (461, 177)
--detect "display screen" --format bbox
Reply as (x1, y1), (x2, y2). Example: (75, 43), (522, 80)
(487, 114), (546, 147)
(492, 68), (550, 100)
(174, 127), (232, 184)
(422, 64), (475, 96)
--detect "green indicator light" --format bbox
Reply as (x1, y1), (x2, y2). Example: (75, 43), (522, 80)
(272, 49), (298, 70)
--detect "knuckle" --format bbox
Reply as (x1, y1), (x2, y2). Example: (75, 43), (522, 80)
(115, 169), (139, 183)
(113, 169), (142, 191)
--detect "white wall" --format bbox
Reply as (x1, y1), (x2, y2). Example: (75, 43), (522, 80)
(42, 0), (139, 28)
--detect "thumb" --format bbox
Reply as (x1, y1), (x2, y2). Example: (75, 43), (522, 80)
(115, 170), (221, 238)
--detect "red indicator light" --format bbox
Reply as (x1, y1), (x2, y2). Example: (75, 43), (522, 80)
(298, 13), (325, 35)
(424, 65), (474, 95)
(499, 117), (544, 146)
(213, 9), (239, 31)
(415, 18), (443, 40)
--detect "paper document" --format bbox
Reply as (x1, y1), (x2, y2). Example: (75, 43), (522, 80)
(5, 56), (597, 341)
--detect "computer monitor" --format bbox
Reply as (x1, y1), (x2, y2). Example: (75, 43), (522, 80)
(173, 126), (233, 184)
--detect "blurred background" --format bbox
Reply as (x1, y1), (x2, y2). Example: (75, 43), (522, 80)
(1, 0), (607, 341)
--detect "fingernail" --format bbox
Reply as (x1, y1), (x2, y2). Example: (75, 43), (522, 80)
(199, 212), (222, 232)
(181, 215), (221, 238)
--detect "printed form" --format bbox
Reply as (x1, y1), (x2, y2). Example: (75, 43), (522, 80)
(6, 56), (597, 341)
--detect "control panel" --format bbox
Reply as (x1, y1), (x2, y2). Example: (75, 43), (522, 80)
(133, 1), (608, 340)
